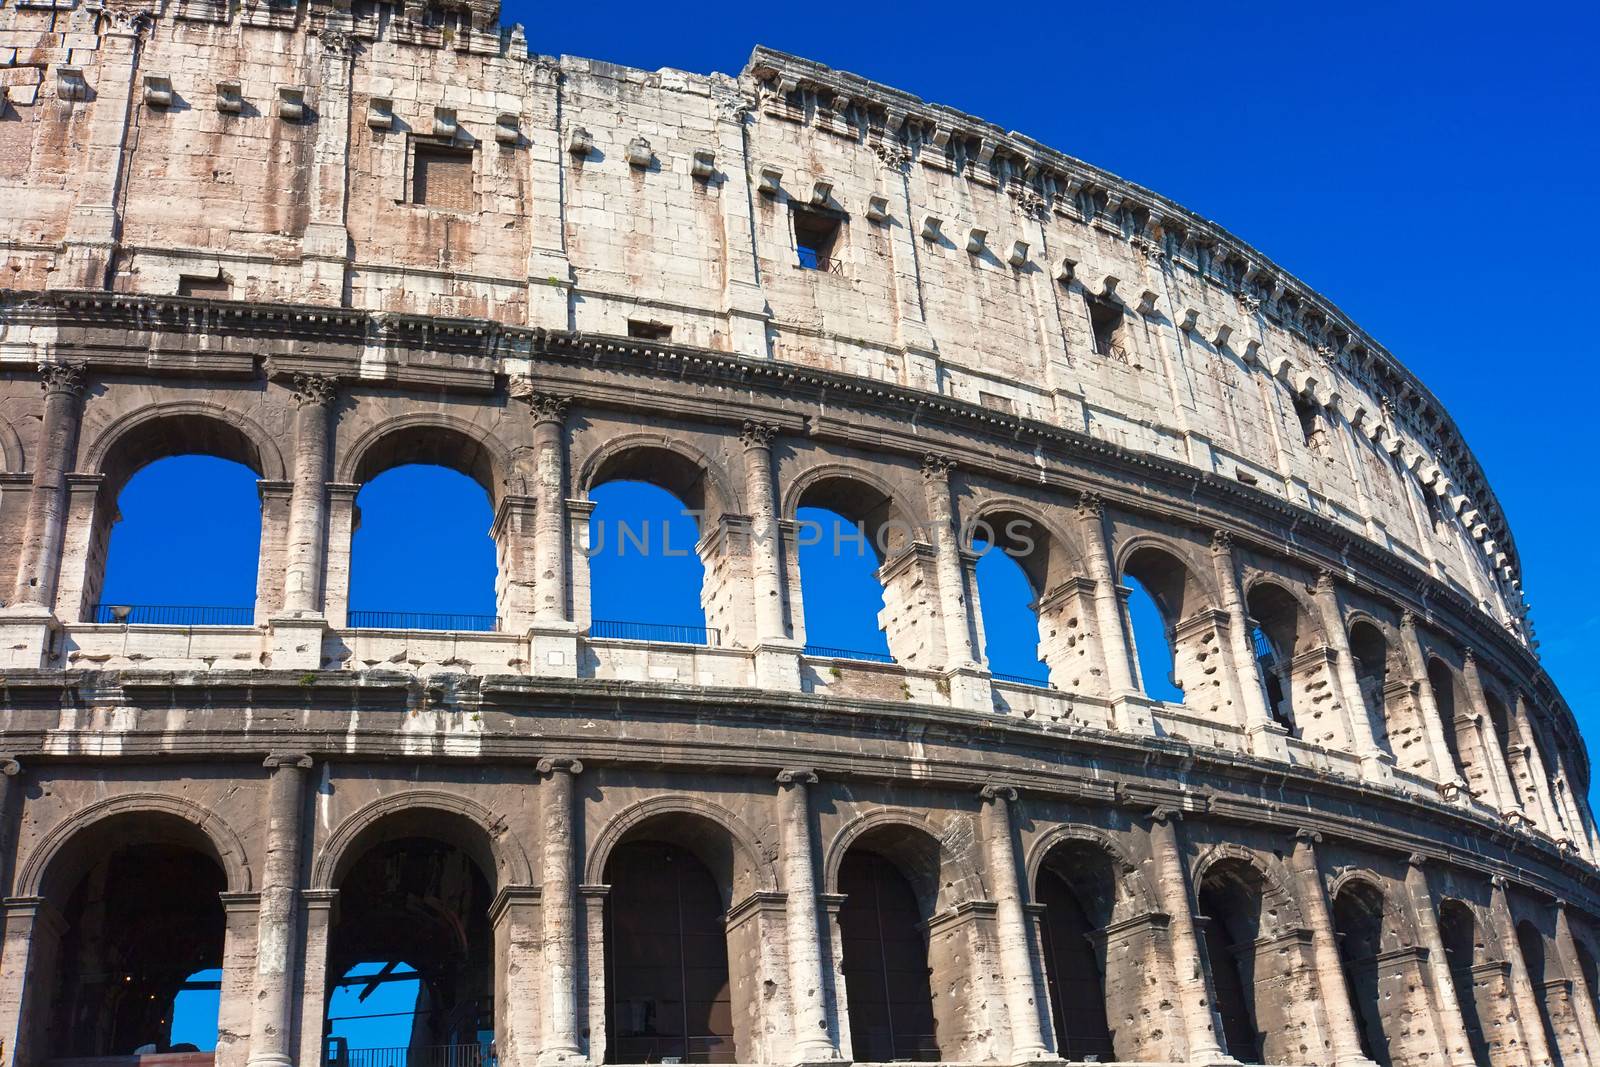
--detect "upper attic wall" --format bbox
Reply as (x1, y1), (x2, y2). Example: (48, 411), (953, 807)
(0, 2), (1527, 646)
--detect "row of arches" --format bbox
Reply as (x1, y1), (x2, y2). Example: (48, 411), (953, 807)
(16, 790), (1600, 1067)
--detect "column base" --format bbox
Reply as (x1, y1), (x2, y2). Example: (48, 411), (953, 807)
(755, 640), (803, 691)
(267, 615), (328, 671)
(789, 1057), (846, 1067)
(1359, 751), (1396, 784)
(529, 621), (580, 679)
(1247, 720), (1291, 761)
(245, 1054), (295, 1067)
(1007, 1052), (1062, 1067)
(536, 1048), (587, 1066)
(943, 663), (993, 711)
(1110, 691), (1156, 735)
(0, 604), (58, 669)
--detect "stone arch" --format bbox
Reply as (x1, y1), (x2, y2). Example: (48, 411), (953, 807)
(1191, 842), (1306, 931)
(311, 789), (533, 891)
(782, 460), (927, 562)
(17, 791), (253, 899)
(1115, 534), (1217, 619)
(823, 806), (986, 915)
(964, 495), (1085, 593)
(1025, 822), (1155, 917)
(336, 411), (514, 504)
(584, 793), (775, 902)
(576, 430), (743, 522)
(84, 398), (287, 497)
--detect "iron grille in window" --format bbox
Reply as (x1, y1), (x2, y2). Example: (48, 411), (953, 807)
(791, 205), (843, 273)
(413, 142), (474, 210)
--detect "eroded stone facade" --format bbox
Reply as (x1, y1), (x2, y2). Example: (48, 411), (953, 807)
(0, 2), (1595, 1066)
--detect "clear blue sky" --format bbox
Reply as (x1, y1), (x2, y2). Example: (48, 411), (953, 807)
(113, 1), (1594, 1047)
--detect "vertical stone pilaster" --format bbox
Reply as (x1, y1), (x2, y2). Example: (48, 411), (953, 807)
(1491, 876), (1556, 1067)
(1315, 571), (1393, 780)
(1289, 830), (1377, 1066)
(1402, 855), (1477, 1067)
(1211, 531), (1288, 759)
(246, 753), (313, 1067)
(1145, 809), (1228, 1063)
(49, 473), (104, 624)
(0, 896), (67, 1066)
(1462, 650), (1523, 818)
(1553, 902), (1600, 1064)
(920, 454), (974, 668)
(538, 757), (584, 1063)
(747, 424), (800, 688)
(529, 395), (571, 625)
(525, 59), (573, 328)
(1399, 612), (1467, 796)
(0, 758), (20, 902)
(217, 892), (262, 1067)
(320, 483), (360, 630)
(1078, 495), (1146, 732)
(255, 481), (296, 627)
(878, 144), (938, 391)
(299, 27), (356, 304)
(775, 769), (840, 1063)
(579, 884), (610, 1065)
(492, 885), (544, 1067)
(295, 890), (338, 1067)
(977, 784), (1051, 1063)
(1511, 695), (1563, 839)
(281, 374), (337, 618)
(10, 363), (86, 611)
(713, 93), (771, 358)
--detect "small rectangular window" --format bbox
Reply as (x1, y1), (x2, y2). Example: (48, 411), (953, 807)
(412, 142), (473, 210)
(627, 320), (672, 341)
(1087, 296), (1124, 358)
(791, 206), (843, 272)
(178, 275), (230, 298)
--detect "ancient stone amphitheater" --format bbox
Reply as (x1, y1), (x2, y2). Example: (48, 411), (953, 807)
(0, 1), (1593, 1066)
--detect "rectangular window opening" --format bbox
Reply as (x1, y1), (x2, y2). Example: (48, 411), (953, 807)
(412, 141), (474, 210)
(791, 206), (843, 273)
(626, 320), (672, 341)
(1087, 297), (1124, 358)
(178, 275), (230, 298)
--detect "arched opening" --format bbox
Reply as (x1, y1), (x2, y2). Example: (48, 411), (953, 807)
(1575, 941), (1600, 1045)
(1483, 690), (1522, 807)
(1033, 842), (1116, 1061)
(1245, 582), (1310, 736)
(1194, 860), (1268, 1064)
(794, 475), (912, 664)
(1427, 659), (1475, 792)
(1331, 881), (1390, 1066)
(324, 819), (496, 1062)
(30, 813), (228, 1061)
(601, 812), (760, 1064)
(1121, 546), (1195, 705)
(88, 410), (273, 625)
(1516, 921), (1562, 1062)
(587, 472), (710, 645)
(1349, 621), (1410, 768)
(349, 464), (498, 631)
(1437, 899), (1491, 1067)
(837, 847), (939, 1062)
(968, 511), (1051, 685)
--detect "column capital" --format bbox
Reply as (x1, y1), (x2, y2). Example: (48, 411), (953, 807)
(1400, 609), (1421, 632)
(37, 360), (87, 396)
(1210, 528), (1234, 552)
(1491, 873), (1509, 890)
(1462, 647), (1479, 667)
(537, 756), (584, 775)
(775, 766), (817, 786)
(527, 392), (571, 425)
(978, 782), (1019, 803)
(1294, 827), (1323, 845)
(263, 752), (313, 770)
(1315, 568), (1338, 593)
(0, 755), (19, 777)
(1149, 805), (1182, 826)
(741, 419), (778, 450)
(1077, 491), (1105, 519)
(921, 452), (956, 479)
(291, 372), (339, 407)
(1407, 852), (1428, 869)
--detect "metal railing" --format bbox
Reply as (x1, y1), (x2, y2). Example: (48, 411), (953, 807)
(796, 249), (844, 274)
(324, 1044), (495, 1067)
(347, 610), (499, 632)
(804, 643), (895, 665)
(991, 670), (1051, 688)
(92, 603), (254, 626)
(590, 619), (720, 646)
(607, 1035), (736, 1064)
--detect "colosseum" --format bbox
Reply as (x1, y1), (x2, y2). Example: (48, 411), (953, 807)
(0, 1), (1593, 1066)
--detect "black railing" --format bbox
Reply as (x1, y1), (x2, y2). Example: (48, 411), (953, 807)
(347, 611), (499, 632)
(589, 619), (720, 646)
(992, 670), (1051, 688)
(804, 643), (895, 665)
(796, 249), (843, 274)
(92, 603), (254, 626)
(608, 1036), (735, 1064)
(324, 1043), (495, 1067)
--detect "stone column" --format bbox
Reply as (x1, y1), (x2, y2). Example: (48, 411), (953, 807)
(10, 363), (86, 610)
(1554, 902), (1600, 1064)
(1314, 571), (1393, 780)
(977, 784), (1051, 1063)
(529, 395), (571, 625)
(55, 14), (141, 288)
(0, 757), (22, 899)
(775, 769), (840, 1063)
(1399, 612), (1466, 794)
(295, 890), (338, 1067)
(1402, 855), (1476, 1067)
(281, 374), (337, 617)
(538, 757), (584, 1063)
(1461, 651), (1522, 817)
(921, 454), (975, 667)
(742, 422), (788, 643)
(1511, 695), (1563, 839)
(0, 896), (67, 1065)
(299, 27), (355, 304)
(1490, 876), (1556, 1067)
(1288, 830), (1377, 1066)
(1146, 809), (1228, 1063)
(1078, 495), (1141, 717)
(1210, 531), (1288, 759)
(246, 753), (312, 1067)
